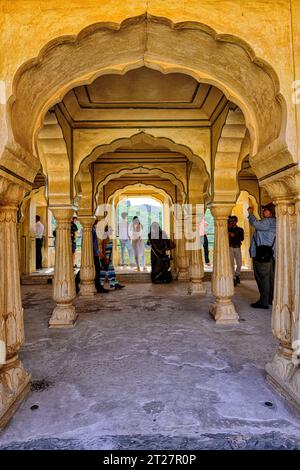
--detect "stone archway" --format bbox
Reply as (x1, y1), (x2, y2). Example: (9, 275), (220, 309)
(75, 131), (209, 215)
(95, 167), (185, 205)
(8, 13), (288, 169)
(106, 183), (172, 269)
(1, 12), (300, 429)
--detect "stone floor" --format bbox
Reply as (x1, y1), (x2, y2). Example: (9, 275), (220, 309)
(1, 280), (300, 450)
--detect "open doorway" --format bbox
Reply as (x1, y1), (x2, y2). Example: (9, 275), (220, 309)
(115, 196), (164, 272)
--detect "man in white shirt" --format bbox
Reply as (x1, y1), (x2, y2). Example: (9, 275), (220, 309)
(199, 215), (210, 265)
(118, 212), (133, 266)
(35, 215), (44, 270)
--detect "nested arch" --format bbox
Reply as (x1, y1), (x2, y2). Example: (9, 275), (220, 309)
(95, 167), (186, 203)
(8, 13), (287, 164)
(75, 131), (209, 213)
(77, 131), (209, 181)
(107, 183), (172, 206)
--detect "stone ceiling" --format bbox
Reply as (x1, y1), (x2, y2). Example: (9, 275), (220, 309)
(58, 67), (227, 128)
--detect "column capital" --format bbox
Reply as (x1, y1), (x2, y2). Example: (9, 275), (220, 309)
(0, 174), (27, 208)
(49, 206), (75, 221)
(78, 215), (95, 226)
(273, 196), (295, 205)
(260, 165), (300, 200)
(209, 203), (234, 219)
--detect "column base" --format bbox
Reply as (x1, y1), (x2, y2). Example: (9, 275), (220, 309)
(79, 282), (96, 297)
(266, 353), (300, 413)
(189, 281), (206, 295)
(177, 270), (190, 281)
(0, 356), (31, 430)
(49, 304), (78, 328)
(210, 300), (239, 324)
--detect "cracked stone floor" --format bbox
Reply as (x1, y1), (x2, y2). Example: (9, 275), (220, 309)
(1, 280), (300, 450)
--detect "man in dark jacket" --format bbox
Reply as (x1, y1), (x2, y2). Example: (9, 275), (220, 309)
(228, 216), (244, 286)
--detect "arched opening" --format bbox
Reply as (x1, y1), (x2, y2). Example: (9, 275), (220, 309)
(114, 193), (165, 272)
(1, 13), (300, 434)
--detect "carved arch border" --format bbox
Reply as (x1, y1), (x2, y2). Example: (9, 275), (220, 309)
(95, 166), (185, 204)
(106, 182), (173, 206)
(8, 13), (286, 162)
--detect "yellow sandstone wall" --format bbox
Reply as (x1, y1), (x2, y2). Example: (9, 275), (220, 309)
(0, 0), (299, 159)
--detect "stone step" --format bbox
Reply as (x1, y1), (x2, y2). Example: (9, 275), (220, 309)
(21, 270), (254, 285)
(21, 275), (52, 285)
(117, 272), (151, 283)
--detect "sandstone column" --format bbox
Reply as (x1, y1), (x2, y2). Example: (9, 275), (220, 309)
(188, 210), (206, 294)
(293, 195), (300, 352)
(291, 195), (300, 400)
(261, 175), (300, 410)
(265, 196), (300, 405)
(0, 180), (30, 428)
(177, 235), (190, 281)
(210, 204), (238, 324)
(79, 216), (96, 297)
(270, 198), (295, 359)
(49, 207), (77, 328)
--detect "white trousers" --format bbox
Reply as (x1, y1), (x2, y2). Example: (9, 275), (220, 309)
(230, 246), (242, 277)
(132, 238), (145, 267)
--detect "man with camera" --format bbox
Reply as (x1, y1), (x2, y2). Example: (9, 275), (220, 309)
(248, 203), (276, 309)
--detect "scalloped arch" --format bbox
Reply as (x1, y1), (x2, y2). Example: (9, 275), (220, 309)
(106, 183), (173, 205)
(9, 13), (286, 158)
(95, 166), (186, 203)
(77, 131), (209, 190)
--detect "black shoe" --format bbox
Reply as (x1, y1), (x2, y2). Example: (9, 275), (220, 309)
(97, 286), (110, 293)
(235, 275), (240, 285)
(234, 278), (238, 286)
(114, 283), (125, 290)
(251, 301), (269, 309)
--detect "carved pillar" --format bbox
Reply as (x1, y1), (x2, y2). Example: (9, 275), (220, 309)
(177, 235), (190, 281)
(49, 207), (77, 328)
(79, 216), (96, 297)
(293, 196), (300, 356)
(210, 204), (238, 324)
(290, 196), (300, 400)
(271, 199), (295, 359)
(262, 174), (300, 411)
(0, 180), (30, 428)
(188, 210), (206, 294)
(265, 196), (300, 407)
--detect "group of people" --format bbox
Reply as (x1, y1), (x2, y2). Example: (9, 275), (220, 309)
(35, 215), (80, 271)
(35, 202), (276, 307)
(86, 217), (175, 292)
(118, 213), (145, 271)
(228, 203), (276, 309)
(119, 213), (177, 282)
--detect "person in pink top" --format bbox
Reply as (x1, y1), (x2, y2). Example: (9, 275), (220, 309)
(199, 216), (210, 265)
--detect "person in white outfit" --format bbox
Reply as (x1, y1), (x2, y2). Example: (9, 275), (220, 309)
(35, 215), (44, 270)
(118, 212), (134, 266)
(130, 216), (145, 271)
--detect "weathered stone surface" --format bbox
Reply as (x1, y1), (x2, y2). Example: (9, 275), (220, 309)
(1, 282), (300, 449)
